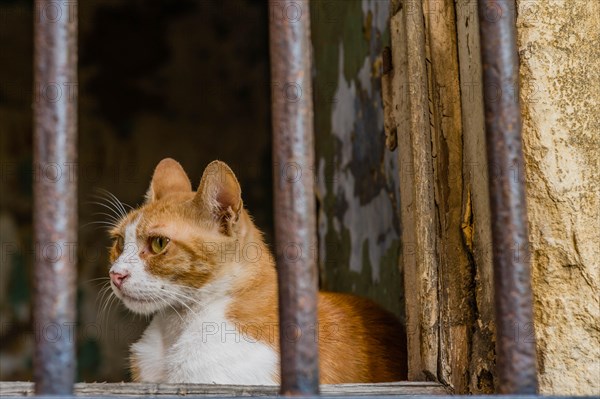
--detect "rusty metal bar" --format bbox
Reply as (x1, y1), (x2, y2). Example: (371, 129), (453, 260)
(268, 0), (319, 395)
(478, 0), (538, 394)
(33, 0), (78, 395)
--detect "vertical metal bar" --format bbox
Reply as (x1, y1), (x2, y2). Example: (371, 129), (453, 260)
(268, 0), (319, 395)
(478, 0), (538, 394)
(33, 0), (78, 395)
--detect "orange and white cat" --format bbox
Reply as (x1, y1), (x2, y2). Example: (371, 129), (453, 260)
(108, 158), (407, 384)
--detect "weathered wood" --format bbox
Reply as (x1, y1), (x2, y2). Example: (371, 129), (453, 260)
(454, 0), (496, 393)
(389, 4), (422, 381)
(404, 0), (439, 382)
(0, 381), (449, 397)
(423, 0), (472, 393)
(389, 0), (439, 381)
(0, 383), (583, 399)
(387, 1), (497, 393)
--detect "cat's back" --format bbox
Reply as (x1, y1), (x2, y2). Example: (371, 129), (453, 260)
(317, 292), (408, 384)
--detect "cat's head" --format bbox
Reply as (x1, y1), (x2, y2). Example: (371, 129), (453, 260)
(107, 158), (258, 314)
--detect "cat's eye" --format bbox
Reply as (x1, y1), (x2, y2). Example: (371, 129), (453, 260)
(149, 236), (170, 254)
(115, 236), (124, 252)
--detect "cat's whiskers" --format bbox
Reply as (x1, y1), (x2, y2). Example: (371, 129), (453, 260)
(159, 289), (199, 317)
(94, 190), (127, 217)
(88, 189), (133, 230)
(88, 276), (111, 285)
(91, 212), (121, 226)
(167, 285), (218, 308)
(96, 281), (111, 310)
(97, 284), (112, 308)
(84, 192), (129, 234)
(170, 277), (235, 307)
(88, 190), (129, 328)
(89, 201), (125, 221)
(105, 291), (120, 321)
(97, 283), (116, 333)
(156, 293), (186, 323)
(144, 291), (182, 323)
(87, 216), (119, 235)
(97, 188), (133, 215)
(81, 220), (120, 231)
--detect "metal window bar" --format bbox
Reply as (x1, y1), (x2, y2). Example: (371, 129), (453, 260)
(478, 0), (538, 394)
(28, 0), (540, 396)
(268, 0), (320, 395)
(32, 0), (78, 395)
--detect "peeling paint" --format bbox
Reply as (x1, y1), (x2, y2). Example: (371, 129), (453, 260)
(311, 0), (403, 318)
(328, 45), (398, 279)
(362, 0), (389, 33)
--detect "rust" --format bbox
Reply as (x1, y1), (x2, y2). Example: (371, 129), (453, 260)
(268, 0), (319, 395)
(478, 0), (538, 394)
(33, 0), (78, 394)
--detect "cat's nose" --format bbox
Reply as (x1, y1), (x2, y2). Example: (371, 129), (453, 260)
(110, 271), (129, 289)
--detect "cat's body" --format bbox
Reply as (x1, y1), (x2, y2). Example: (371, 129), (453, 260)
(108, 159), (407, 384)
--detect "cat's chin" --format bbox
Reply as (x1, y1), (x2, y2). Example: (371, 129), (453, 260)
(117, 291), (164, 315)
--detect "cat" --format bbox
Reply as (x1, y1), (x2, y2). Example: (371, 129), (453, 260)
(107, 158), (407, 384)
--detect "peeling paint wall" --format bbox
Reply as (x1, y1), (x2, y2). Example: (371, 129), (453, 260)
(311, 1), (404, 320)
(516, 0), (600, 395)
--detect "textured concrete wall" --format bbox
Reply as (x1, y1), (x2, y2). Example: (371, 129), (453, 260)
(517, 0), (600, 394)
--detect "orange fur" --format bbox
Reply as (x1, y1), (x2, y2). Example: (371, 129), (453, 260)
(129, 358), (141, 382)
(111, 158), (407, 383)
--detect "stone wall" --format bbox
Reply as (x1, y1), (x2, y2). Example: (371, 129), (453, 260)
(517, 0), (600, 395)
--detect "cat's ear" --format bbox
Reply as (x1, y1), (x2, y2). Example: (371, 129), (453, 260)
(146, 158), (192, 202)
(194, 160), (242, 234)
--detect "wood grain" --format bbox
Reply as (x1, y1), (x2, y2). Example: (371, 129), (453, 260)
(389, 0), (439, 382)
(0, 381), (449, 397)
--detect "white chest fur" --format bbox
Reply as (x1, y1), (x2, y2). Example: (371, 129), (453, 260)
(130, 296), (279, 385)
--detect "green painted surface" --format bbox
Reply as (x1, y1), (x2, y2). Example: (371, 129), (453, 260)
(311, 0), (404, 321)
